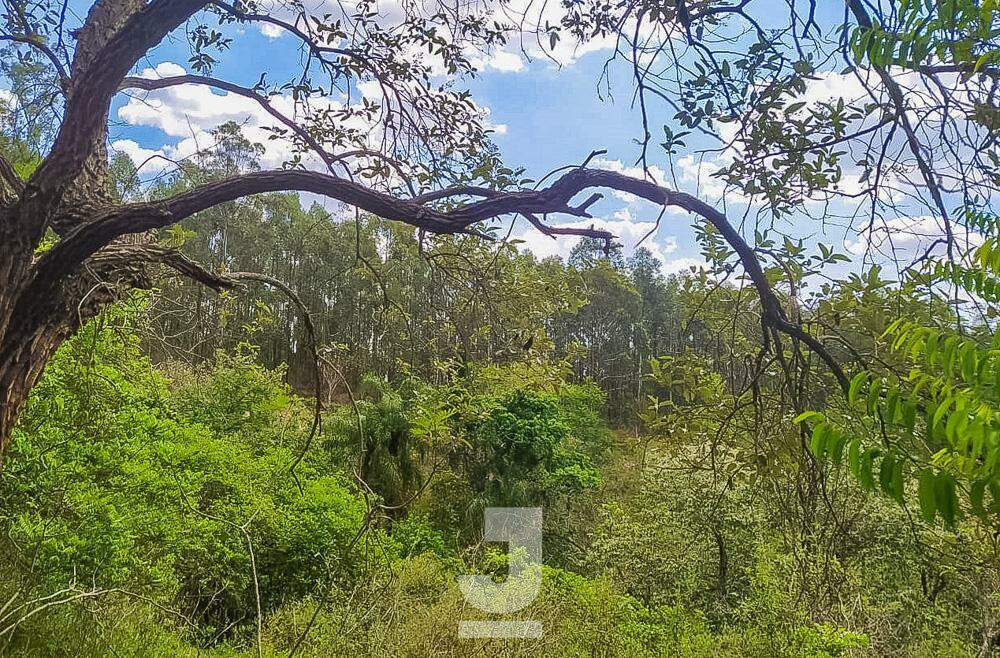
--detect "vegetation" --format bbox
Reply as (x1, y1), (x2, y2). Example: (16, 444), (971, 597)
(0, 0), (998, 656)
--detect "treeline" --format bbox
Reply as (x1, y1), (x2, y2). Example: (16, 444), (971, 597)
(3, 281), (993, 657)
(142, 123), (689, 421)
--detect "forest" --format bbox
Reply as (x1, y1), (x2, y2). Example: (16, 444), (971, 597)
(0, 0), (998, 656)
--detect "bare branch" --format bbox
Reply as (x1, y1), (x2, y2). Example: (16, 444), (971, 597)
(118, 76), (423, 193)
(846, 0), (957, 257)
(96, 243), (237, 292)
(120, 74), (340, 169)
(209, 0), (365, 63)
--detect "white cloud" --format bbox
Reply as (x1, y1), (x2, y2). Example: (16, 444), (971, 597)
(115, 60), (511, 199)
(244, 0), (625, 74)
(260, 22), (284, 39)
(659, 256), (708, 275)
(846, 215), (984, 259)
(119, 62), (330, 155)
(117, 62), (388, 175)
(481, 50), (525, 73)
(675, 154), (743, 204)
(587, 157), (697, 215)
(0, 88), (17, 110)
(512, 208), (681, 268)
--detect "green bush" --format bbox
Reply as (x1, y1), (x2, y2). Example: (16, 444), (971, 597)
(0, 309), (371, 644)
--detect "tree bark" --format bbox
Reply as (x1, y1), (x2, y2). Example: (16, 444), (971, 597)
(0, 244), (154, 456)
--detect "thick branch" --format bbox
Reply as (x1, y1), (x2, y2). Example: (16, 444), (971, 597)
(412, 185), (501, 204)
(28, 166), (849, 391)
(917, 63), (1000, 78)
(98, 243), (237, 292)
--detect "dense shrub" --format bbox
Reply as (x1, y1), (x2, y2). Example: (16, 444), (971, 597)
(0, 307), (372, 644)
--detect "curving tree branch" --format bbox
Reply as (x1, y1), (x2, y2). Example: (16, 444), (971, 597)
(120, 74), (341, 169)
(28, 165), (848, 392)
(208, 0), (367, 64)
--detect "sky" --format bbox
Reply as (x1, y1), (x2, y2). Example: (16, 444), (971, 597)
(88, 0), (976, 284)
(111, 26), (701, 271)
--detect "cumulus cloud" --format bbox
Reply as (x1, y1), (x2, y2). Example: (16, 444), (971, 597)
(846, 215), (984, 260)
(118, 62), (352, 163)
(660, 68), (953, 209)
(659, 256), (708, 275)
(243, 0), (624, 75)
(511, 207), (686, 269)
(591, 157), (668, 186)
(259, 22), (285, 39)
(476, 50), (525, 73)
(587, 157), (698, 215)
(116, 61), (505, 181)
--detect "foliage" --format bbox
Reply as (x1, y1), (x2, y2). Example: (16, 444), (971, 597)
(851, 0), (999, 74)
(0, 302), (372, 643)
(799, 212), (1000, 527)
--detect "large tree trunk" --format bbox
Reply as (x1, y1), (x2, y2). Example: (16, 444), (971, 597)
(0, 329), (65, 456)
(0, 231), (154, 456)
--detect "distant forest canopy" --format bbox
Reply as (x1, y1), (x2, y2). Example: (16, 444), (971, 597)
(142, 125), (690, 419)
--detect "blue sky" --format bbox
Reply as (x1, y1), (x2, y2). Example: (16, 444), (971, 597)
(96, 0), (972, 282)
(111, 35), (714, 272)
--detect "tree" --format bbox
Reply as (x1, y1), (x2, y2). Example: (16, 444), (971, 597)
(0, 0), (849, 456)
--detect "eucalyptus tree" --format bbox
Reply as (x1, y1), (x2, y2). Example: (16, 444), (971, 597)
(0, 0), (856, 456)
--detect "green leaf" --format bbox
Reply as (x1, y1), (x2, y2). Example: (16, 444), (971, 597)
(902, 402), (917, 435)
(885, 384), (900, 424)
(793, 410), (825, 424)
(809, 423), (829, 459)
(971, 479), (987, 517)
(829, 432), (849, 465)
(879, 453), (895, 496)
(848, 440), (863, 478)
(891, 459), (904, 503)
(848, 372), (868, 405)
(935, 475), (957, 525)
(867, 379), (883, 414)
(859, 450), (876, 491)
(917, 470), (937, 522)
